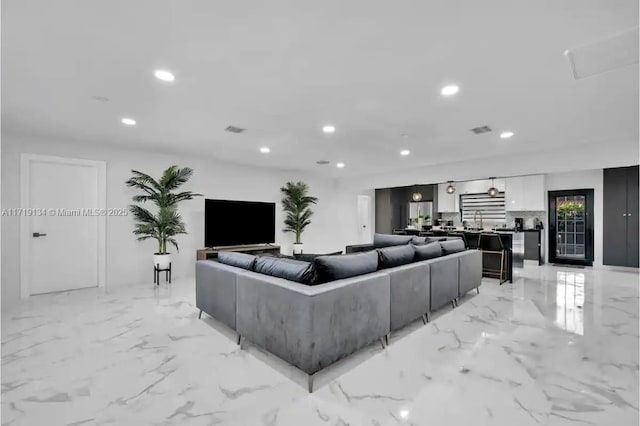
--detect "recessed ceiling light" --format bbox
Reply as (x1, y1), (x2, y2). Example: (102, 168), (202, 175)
(500, 131), (514, 139)
(259, 147), (270, 153)
(154, 69), (175, 82)
(441, 85), (460, 96)
(400, 149), (410, 156)
(121, 118), (136, 126)
(336, 162), (345, 168)
(322, 125), (336, 134)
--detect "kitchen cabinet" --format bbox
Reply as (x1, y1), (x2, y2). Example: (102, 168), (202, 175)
(603, 165), (639, 267)
(505, 175), (545, 211)
(437, 183), (458, 213)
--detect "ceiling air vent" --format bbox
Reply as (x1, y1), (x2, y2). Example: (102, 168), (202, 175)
(316, 160), (330, 165)
(471, 126), (492, 134)
(225, 125), (246, 133)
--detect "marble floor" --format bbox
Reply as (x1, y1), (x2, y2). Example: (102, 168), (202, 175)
(2, 264), (638, 426)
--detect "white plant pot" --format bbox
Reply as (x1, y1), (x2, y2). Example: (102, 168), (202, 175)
(154, 253), (172, 270)
(292, 243), (304, 255)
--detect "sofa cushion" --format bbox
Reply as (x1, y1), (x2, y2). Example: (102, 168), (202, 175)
(440, 239), (466, 254)
(217, 252), (257, 270)
(253, 256), (316, 284)
(373, 233), (413, 248)
(411, 236), (427, 245)
(314, 251), (378, 283)
(377, 245), (416, 269)
(412, 242), (443, 261)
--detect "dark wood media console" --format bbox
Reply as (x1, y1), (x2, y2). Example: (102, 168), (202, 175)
(196, 244), (281, 261)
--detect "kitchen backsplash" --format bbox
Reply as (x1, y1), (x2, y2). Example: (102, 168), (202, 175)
(506, 211), (546, 229)
(438, 211), (545, 228)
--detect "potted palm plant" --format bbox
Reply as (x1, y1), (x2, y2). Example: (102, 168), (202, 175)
(126, 166), (201, 269)
(281, 181), (318, 254)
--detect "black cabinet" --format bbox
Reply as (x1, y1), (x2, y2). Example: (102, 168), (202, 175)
(603, 166), (639, 268)
(524, 230), (543, 264)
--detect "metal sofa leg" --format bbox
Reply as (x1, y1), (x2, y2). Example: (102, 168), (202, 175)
(198, 309), (203, 319)
(451, 300), (456, 309)
(386, 333), (390, 345)
(476, 287), (480, 294)
(426, 312), (430, 323)
(237, 335), (243, 347)
(380, 337), (386, 349)
(422, 314), (428, 325)
(308, 374), (314, 393)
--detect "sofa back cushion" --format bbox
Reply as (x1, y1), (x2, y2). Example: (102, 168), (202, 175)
(440, 239), (466, 254)
(373, 233), (413, 248)
(377, 245), (416, 269)
(217, 252), (257, 270)
(253, 256), (316, 284)
(412, 242), (443, 261)
(314, 251), (378, 283)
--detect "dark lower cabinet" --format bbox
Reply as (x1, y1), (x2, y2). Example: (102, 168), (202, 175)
(603, 165), (639, 268)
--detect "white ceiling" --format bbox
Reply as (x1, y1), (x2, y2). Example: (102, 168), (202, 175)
(2, 0), (638, 177)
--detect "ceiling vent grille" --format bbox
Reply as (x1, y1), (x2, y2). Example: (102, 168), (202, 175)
(316, 160), (330, 165)
(225, 125), (246, 133)
(470, 126), (492, 134)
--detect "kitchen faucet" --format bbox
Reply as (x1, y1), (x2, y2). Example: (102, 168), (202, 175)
(474, 210), (484, 230)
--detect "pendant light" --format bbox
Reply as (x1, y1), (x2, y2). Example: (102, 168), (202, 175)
(487, 177), (499, 197)
(446, 181), (456, 194)
(412, 192), (423, 202)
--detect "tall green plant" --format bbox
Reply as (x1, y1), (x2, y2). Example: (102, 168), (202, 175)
(280, 181), (318, 244)
(126, 166), (201, 254)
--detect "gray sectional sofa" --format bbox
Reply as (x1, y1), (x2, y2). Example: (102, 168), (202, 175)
(195, 233), (482, 392)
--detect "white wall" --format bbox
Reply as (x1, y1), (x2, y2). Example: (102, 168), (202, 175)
(1, 133), (362, 309)
(544, 169), (604, 267)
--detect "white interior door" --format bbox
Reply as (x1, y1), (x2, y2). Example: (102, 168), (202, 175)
(22, 156), (105, 296)
(357, 195), (372, 244)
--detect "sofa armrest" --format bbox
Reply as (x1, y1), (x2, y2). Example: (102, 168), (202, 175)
(345, 243), (375, 253)
(450, 250), (483, 296)
(236, 271), (390, 375)
(195, 260), (244, 330)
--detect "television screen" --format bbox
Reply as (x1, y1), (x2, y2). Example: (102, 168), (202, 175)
(205, 199), (276, 247)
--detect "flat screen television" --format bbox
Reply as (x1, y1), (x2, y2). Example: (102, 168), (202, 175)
(205, 199), (276, 247)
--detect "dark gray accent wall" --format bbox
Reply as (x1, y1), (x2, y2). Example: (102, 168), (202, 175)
(375, 185), (437, 233)
(375, 188), (392, 234)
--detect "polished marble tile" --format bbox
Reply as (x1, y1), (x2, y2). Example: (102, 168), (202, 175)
(2, 265), (638, 425)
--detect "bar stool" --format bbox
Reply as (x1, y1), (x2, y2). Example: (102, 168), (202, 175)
(479, 233), (507, 284)
(466, 233), (481, 250)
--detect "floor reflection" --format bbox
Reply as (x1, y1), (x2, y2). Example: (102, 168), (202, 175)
(554, 270), (585, 335)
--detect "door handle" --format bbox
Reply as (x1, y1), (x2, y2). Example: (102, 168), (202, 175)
(32, 232), (47, 238)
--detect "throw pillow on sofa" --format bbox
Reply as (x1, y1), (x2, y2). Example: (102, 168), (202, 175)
(412, 242), (443, 261)
(425, 236), (448, 243)
(411, 236), (427, 245)
(294, 251), (343, 262)
(440, 239), (466, 254)
(373, 233), (413, 248)
(377, 244), (416, 269)
(254, 256), (316, 284)
(314, 251), (378, 283)
(217, 252), (257, 270)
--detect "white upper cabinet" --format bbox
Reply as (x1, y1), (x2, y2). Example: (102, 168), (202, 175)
(523, 175), (545, 210)
(437, 183), (458, 213)
(505, 175), (545, 211)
